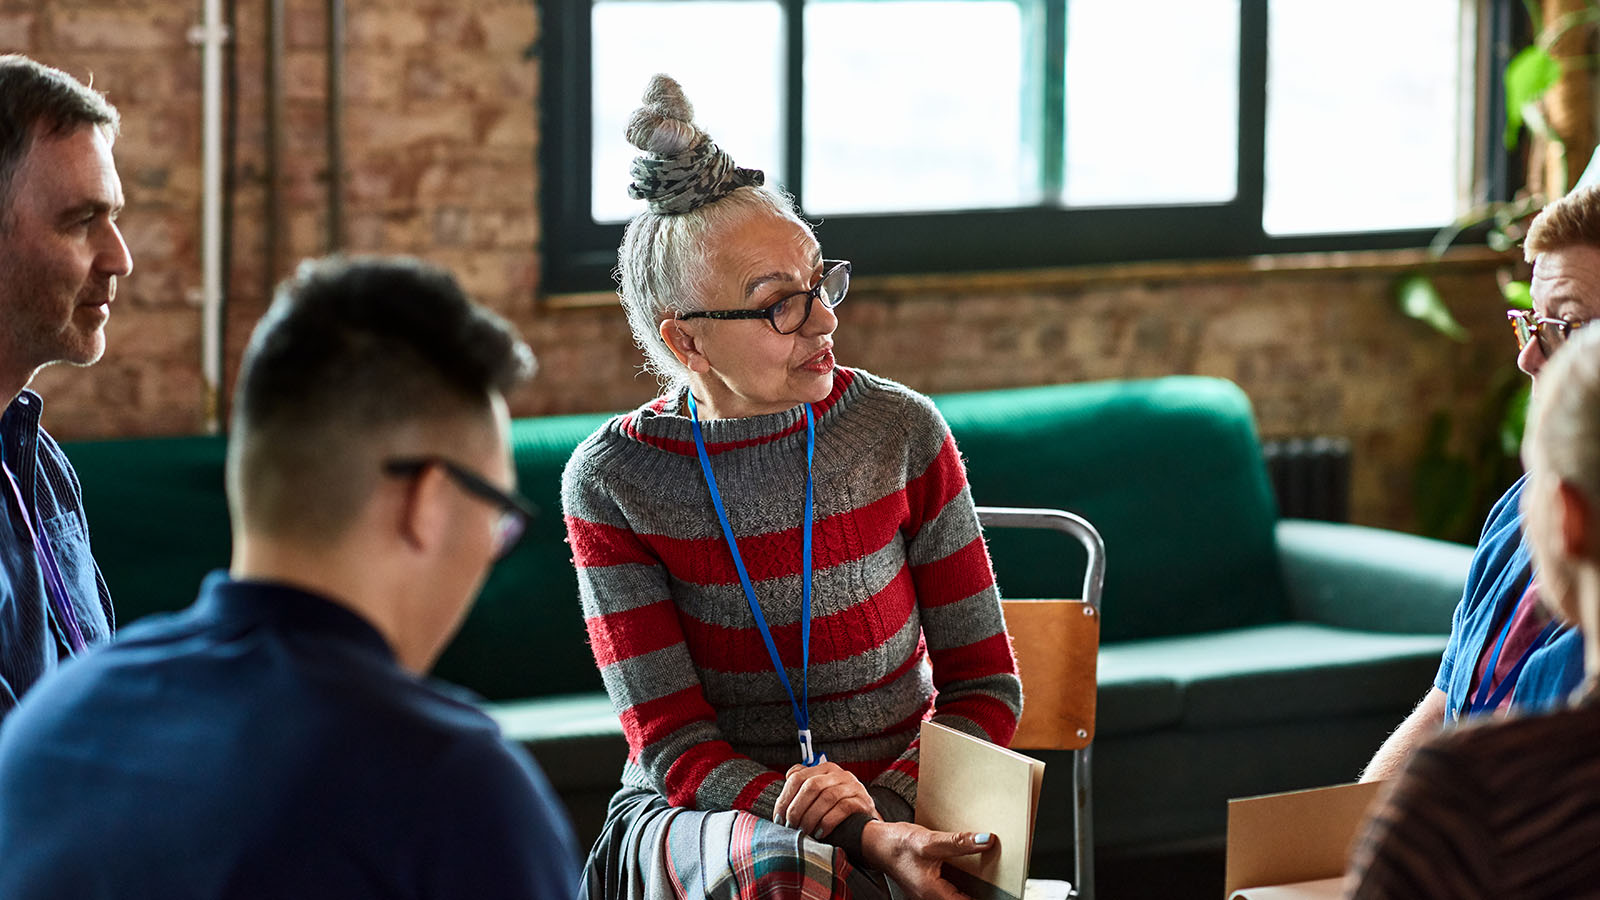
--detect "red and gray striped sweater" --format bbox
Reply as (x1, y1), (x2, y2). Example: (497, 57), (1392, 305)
(562, 367), (1021, 823)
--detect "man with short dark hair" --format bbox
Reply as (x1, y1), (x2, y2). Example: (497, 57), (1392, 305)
(0, 256), (580, 899)
(0, 54), (131, 718)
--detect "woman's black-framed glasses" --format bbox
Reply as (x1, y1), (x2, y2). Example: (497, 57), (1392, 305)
(676, 260), (851, 335)
(384, 457), (536, 560)
(1507, 309), (1589, 357)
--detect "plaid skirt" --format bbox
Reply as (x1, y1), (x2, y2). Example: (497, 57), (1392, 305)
(581, 786), (894, 900)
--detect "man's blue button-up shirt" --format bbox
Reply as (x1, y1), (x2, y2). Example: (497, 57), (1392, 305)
(0, 390), (113, 719)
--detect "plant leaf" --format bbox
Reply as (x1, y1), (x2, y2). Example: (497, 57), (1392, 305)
(1397, 274), (1469, 341)
(1502, 280), (1534, 309)
(1500, 382), (1531, 457)
(1505, 45), (1562, 149)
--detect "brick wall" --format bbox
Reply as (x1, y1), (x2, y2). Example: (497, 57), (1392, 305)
(5, 0), (1520, 534)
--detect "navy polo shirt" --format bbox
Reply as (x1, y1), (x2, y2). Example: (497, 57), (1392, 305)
(0, 574), (580, 899)
(1435, 474), (1586, 720)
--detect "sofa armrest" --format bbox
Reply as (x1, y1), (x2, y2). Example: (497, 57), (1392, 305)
(1277, 519), (1473, 633)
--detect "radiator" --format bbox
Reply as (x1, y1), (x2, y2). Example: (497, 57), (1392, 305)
(1261, 437), (1351, 523)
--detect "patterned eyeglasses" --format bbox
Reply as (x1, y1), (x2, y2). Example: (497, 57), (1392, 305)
(1507, 309), (1589, 358)
(676, 260), (851, 335)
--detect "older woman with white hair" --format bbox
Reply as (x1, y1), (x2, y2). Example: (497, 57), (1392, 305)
(1345, 324), (1600, 898)
(562, 76), (1022, 900)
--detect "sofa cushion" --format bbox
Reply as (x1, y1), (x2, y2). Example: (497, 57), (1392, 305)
(1102, 623), (1448, 730)
(935, 377), (1287, 642)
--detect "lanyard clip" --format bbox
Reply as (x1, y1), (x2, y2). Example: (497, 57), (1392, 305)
(798, 729), (818, 766)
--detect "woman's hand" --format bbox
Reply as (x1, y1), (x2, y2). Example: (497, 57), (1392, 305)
(772, 761), (880, 838)
(860, 821), (996, 900)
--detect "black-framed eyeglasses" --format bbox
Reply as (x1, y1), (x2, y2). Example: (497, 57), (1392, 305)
(676, 260), (851, 335)
(1507, 309), (1589, 357)
(383, 457), (536, 560)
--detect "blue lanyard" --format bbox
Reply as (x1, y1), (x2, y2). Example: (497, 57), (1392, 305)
(1468, 600), (1560, 715)
(687, 393), (820, 766)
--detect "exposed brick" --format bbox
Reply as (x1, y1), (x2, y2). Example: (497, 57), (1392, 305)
(0, 12), (34, 49)
(48, 8), (189, 51)
(347, 7), (429, 50)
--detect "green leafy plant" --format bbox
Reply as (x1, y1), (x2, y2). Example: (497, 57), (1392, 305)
(1397, 1), (1595, 540)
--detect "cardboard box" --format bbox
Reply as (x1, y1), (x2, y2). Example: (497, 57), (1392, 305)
(1223, 780), (1387, 899)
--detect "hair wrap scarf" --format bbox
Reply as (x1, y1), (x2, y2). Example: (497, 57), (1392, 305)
(628, 135), (765, 215)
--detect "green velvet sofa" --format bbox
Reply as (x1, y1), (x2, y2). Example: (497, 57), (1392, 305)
(63, 375), (1471, 874)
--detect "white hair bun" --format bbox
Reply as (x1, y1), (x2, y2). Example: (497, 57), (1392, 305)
(626, 74), (699, 157)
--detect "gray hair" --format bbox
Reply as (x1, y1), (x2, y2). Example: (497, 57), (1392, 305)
(615, 74), (810, 386)
(1529, 326), (1600, 502)
(0, 55), (120, 228)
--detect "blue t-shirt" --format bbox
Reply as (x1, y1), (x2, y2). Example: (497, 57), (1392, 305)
(0, 574), (580, 899)
(1434, 474), (1585, 721)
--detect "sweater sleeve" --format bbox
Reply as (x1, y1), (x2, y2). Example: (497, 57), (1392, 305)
(868, 407), (1022, 818)
(1344, 742), (1495, 900)
(562, 450), (788, 817)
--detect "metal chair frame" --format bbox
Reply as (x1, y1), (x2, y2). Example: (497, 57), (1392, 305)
(977, 506), (1106, 900)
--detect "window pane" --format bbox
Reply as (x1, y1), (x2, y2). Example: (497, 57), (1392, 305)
(591, 1), (784, 224)
(1264, 0), (1463, 235)
(1064, 0), (1238, 207)
(804, 1), (1035, 215)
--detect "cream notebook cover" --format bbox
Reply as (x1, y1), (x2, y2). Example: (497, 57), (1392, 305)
(915, 720), (1045, 900)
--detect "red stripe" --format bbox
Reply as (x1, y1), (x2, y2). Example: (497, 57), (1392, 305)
(679, 565), (918, 673)
(836, 757), (895, 783)
(932, 631), (1017, 685)
(585, 600), (681, 668)
(903, 434), (968, 540)
(911, 536), (996, 608)
(884, 751), (919, 781)
(566, 515), (660, 569)
(929, 633), (1020, 742)
(733, 772), (781, 811)
(642, 487), (908, 587)
(616, 684), (717, 754)
(665, 747), (731, 808)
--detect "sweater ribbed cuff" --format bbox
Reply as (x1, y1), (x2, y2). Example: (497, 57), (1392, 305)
(827, 812), (877, 869)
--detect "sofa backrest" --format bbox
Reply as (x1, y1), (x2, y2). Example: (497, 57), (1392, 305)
(937, 376), (1288, 643)
(65, 374), (1287, 700)
(64, 418), (614, 704)
(432, 412), (612, 699)
(65, 435), (232, 628)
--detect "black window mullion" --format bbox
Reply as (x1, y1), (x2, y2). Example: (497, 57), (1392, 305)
(1237, 0), (1268, 248)
(785, 0), (806, 205)
(1041, 0), (1066, 199)
(536, 0), (1502, 295)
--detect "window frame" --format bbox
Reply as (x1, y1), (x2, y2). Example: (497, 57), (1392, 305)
(538, 0), (1515, 294)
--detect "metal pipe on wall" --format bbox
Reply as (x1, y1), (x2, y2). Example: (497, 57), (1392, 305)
(218, 0), (238, 429)
(265, 0), (284, 306)
(326, 0), (345, 251)
(189, 0), (230, 433)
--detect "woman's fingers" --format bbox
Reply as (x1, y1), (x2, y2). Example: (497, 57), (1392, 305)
(771, 764), (809, 823)
(773, 762), (877, 836)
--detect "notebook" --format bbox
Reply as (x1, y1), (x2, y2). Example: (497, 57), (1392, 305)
(915, 720), (1046, 900)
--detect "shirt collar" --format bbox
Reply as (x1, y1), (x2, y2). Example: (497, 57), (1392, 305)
(191, 571), (397, 662)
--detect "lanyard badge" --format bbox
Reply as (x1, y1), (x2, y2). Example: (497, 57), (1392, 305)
(688, 393), (821, 766)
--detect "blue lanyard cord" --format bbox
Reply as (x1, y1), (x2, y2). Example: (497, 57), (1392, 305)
(687, 393), (819, 764)
(1469, 611), (1561, 715)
